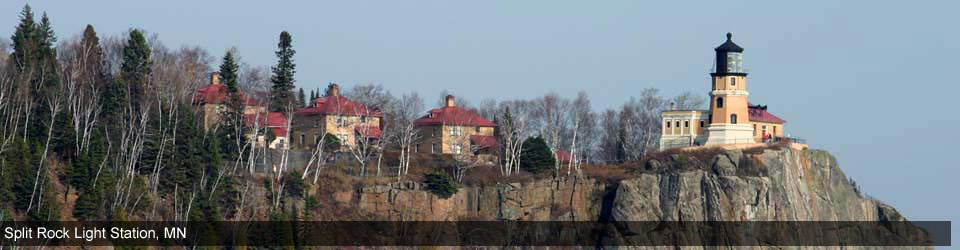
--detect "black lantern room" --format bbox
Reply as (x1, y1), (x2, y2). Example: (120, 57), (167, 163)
(713, 32), (746, 76)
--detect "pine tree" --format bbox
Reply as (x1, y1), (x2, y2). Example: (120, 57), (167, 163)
(9, 5), (61, 141)
(217, 51), (246, 159)
(79, 25), (107, 90)
(519, 136), (556, 174)
(269, 31), (296, 112)
(119, 29), (152, 111)
(297, 88), (305, 107)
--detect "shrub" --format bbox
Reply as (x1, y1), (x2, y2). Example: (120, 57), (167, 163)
(424, 169), (459, 199)
(519, 136), (556, 174)
(305, 195), (321, 210)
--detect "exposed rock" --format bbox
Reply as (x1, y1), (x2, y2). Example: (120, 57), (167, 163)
(343, 147), (931, 248)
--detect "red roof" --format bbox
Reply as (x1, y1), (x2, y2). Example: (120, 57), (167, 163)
(555, 150), (573, 164)
(355, 125), (382, 138)
(747, 105), (786, 124)
(271, 127), (288, 137)
(469, 135), (498, 149)
(243, 112), (288, 128)
(193, 83), (262, 106)
(296, 96), (383, 117)
(414, 106), (496, 127)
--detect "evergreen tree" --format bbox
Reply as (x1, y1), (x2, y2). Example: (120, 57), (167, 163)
(269, 31), (296, 112)
(217, 51), (246, 159)
(72, 134), (107, 219)
(297, 88), (306, 107)
(519, 136), (556, 174)
(79, 25), (107, 90)
(162, 104), (203, 192)
(9, 5), (61, 141)
(119, 29), (152, 112)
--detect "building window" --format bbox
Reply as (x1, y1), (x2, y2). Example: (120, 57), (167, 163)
(730, 77), (736, 86)
(415, 144), (420, 153)
(451, 126), (462, 136)
(452, 144), (462, 155)
(666, 120), (671, 128)
(475, 127), (481, 133)
(675, 121), (680, 128)
(315, 119), (320, 127)
(716, 97), (724, 108)
(360, 116), (367, 123)
(431, 144), (437, 154)
(699, 120), (705, 127)
(684, 121), (689, 127)
(753, 124), (757, 136)
(762, 125), (768, 136)
(773, 126), (777, 135)
(730, 114), (738, 124)
(300, 134), (305, 145)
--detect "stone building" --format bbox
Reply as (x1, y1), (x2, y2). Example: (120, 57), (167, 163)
(192, 72), (266, 131)
(413, 95), (497, 155)
(291, 84), (383, 150)
(659, 33), (787, 150)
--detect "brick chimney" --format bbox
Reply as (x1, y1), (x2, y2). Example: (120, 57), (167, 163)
(210, 72), (221, 85)
(326, 83), (341, 97)
(445, 95), (455, 107)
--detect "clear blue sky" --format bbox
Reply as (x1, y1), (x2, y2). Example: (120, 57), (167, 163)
(3, 0), (956, 245)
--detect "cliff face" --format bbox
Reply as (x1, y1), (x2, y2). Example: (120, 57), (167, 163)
(350, 148), (893, 222)
(613, 148), (877, 222)
(339, 147), (929, 247)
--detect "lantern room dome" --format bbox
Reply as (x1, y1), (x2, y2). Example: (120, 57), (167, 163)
(714, 32), (744, 53)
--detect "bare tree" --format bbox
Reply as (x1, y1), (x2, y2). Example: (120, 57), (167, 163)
(437, 89), (472, 110)
(531, 92), (571, 171)
(565, 91), (595, 174)
(476, 98), (498, 120)
(671, 91), (707, 110)
(495, 100), (533, 175)
(388, 92), (424, 179)
(344, 83), (393, 176)
(618, 88), (666, 161)
(597, 109), (622, 163)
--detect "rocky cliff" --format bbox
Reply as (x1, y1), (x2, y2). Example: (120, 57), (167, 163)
(332, 147), (933, 248)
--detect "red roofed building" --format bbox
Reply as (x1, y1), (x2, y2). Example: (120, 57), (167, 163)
(243, 112), (290, 149)
(414, 95), (497, 155)
(193, 72), (267, 131)
(291, 84), (383, 149)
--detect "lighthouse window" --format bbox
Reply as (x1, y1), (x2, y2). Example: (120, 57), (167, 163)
(730, 77), (736, 86)
(716, 97), (724, 108)
(730, 114), (738, 124)
(684, 121), (689, 127)
(666, 120), (671, 128)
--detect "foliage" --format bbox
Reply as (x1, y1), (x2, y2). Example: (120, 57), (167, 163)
(424, 169), (459, 199)
(217, 51), (247, 160)
(519, 136), (556, 174)
(284, 171), (305, 198)
(119, 29), (151, 110)
(270, 31), (296, 111)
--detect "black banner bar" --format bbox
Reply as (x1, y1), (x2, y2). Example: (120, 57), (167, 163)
(0, 221), (949, 246)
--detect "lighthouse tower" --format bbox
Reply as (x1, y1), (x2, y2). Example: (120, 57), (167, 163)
(705, 33), (754, 145)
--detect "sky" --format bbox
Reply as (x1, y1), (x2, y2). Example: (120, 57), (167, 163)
(2, 0), (957, 246)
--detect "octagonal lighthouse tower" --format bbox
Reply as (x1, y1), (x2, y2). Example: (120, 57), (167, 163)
(704, 33), (754, 145)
